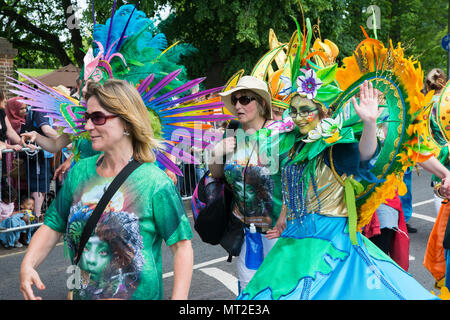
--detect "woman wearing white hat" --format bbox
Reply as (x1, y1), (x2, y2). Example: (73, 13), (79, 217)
(209, 75), (288, 294)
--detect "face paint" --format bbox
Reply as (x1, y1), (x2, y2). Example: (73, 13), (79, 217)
(288, 99), (320, 135)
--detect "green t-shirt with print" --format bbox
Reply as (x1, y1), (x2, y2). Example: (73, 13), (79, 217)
(44, 154), (192, 300)
(223, 123), (289, 233)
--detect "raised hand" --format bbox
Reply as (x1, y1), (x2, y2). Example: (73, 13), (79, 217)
(351, 80), (382, 124)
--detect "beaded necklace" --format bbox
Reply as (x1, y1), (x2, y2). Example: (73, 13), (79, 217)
(281, 141), (322, 222)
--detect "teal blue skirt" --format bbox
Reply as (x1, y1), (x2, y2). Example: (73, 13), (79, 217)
(238, 214), (438, 300)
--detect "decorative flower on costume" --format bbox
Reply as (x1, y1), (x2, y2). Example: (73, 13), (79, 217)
(83, 41), (127, 84)
(296, 69), (322, 99)
(302, 114), (344, 144)
(266, 115), (295, 133)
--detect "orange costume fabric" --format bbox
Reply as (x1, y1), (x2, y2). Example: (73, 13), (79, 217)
(424, 199), (450, 283)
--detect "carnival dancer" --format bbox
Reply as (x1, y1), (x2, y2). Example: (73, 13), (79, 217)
(237, 12), (450, 299)
(424, 76), (450, 290)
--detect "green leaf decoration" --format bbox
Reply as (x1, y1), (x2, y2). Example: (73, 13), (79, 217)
(127, 59), (145, 67)
(315, 84), (342, 104)
(316, 64), (338, 86)
(344, 179), (359, 246)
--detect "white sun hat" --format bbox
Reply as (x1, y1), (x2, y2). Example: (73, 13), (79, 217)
(219, 75), (272, 119)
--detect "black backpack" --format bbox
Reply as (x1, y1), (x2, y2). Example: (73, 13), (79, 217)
(192, 120), (244, 259)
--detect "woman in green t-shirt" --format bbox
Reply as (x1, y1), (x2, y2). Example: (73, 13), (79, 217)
(19, 79), (193, 300)
(209, 76), (287, 293)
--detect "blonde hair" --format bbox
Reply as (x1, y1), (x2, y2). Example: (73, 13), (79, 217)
(85, 79), (160, 163)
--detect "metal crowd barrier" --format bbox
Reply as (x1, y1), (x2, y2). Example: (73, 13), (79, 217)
(176, 140), (212, 201)
(0, 146), (65, 235)
(0, 145), (210, 236)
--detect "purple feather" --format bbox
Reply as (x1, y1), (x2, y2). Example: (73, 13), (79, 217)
(116, 3), (139, 52)
(156, 151), (182, 176)
(153, 86), (224, 110)
(137, 74), (155, 94)
(161, 115), (233, 123)
(142, 69), (182, 101)
(158, 102), (225, 116)
(91, 0), (96, 25)
(149, 77), (206, 106)
(105, 0), (117, 52)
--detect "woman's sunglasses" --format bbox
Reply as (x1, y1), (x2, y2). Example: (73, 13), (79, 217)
(231, 95), (257, 106)
(83, 111), (118, 126)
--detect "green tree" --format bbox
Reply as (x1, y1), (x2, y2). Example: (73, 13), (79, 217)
(0, 0), (86, 68)
(1, 0), (447, 82)
(156, 0), (350, 87)
(154, 0), (449, 85)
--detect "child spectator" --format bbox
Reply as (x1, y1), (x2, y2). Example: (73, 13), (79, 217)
(0, 185), (31, 248)
(20, 197), (35, 222)
(18, 197), (37, 241)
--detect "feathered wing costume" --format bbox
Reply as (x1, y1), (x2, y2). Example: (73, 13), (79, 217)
(8, 3), (233, 175)
(234, 11), (438, 300)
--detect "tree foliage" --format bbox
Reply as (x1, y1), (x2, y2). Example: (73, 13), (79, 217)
(0, 0), (82, 68)
(0, 0), (448, 85)
(155, 0), (449, 86)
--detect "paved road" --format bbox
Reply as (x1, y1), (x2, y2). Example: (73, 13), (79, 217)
(0, 168), (443, 300)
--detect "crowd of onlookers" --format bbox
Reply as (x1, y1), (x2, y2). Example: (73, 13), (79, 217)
(0, 87), (60, 249)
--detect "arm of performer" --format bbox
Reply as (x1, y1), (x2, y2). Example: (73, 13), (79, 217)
(21, 131), (71, 153)
(20, 225), (62, 300)
(352, 80), (382, 161)
(169, 239), (193, 300)
(418, 157), (450, 198)
(266, 204), (287, 239)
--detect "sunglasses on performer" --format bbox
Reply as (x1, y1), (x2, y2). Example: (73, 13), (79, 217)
(231, 95), (257, 106)
(83, 111), (119, 126)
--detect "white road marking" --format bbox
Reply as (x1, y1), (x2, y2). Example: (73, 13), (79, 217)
(411, 213), (436, 223)
(412, 199), (434, 208)
(163, 255), (228, 279)
(0, 242), (63, 259)
(199, 267), (238, 296)
(409, 255), (415, 261)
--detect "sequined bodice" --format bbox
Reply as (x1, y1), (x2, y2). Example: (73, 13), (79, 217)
(281, 155), (349, 220)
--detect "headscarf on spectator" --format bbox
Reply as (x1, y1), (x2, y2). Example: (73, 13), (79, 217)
(5, 97), (26, 133)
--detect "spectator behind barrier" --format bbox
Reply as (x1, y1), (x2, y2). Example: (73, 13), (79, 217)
(0, 183), (29, 248)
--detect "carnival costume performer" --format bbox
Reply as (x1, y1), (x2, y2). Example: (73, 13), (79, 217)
(424, 78), (450, 291)
(237, 14), (445, 300)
